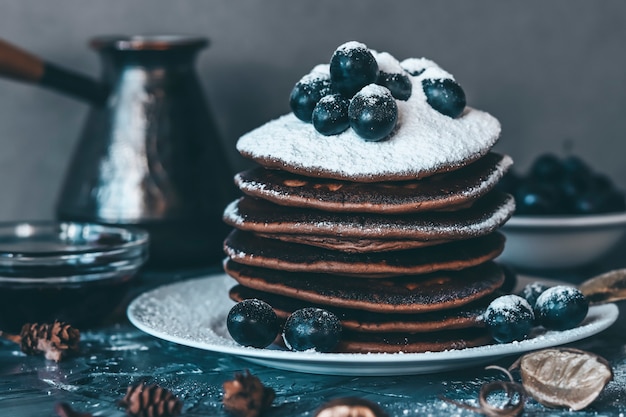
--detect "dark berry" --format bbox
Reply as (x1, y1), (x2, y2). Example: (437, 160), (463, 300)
(519, 282), (550, 321)
(535, 286), (589, 331)
(312, 94), (350, 136)
(483, 295), (535, 344)
(529, 153), (564, 182)
(514, 182), (563, 215)
(573, 189), (626, 214)
(348, 84), (398, 142)
(329, 42), (378, 97)
(289, 74), (332, 122)
(562, 155), (591, 178)
(227, 299), (279, 348)
(591, 174), (615, 192)
(422, 78), (466, 118)
(282, 307), (342, 352)
(376, 71), (412, 100)
(560, 173), (593, 209)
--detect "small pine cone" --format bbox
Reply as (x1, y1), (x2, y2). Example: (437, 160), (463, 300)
(119, 382), (182, 417)
(223, 370), (275, 417)
(19, 321), (80, 362)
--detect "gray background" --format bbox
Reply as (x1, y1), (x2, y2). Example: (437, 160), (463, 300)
(0, 0), (625, 221)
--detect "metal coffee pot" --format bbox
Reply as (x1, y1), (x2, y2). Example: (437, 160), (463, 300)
(0, 36), (235, 268)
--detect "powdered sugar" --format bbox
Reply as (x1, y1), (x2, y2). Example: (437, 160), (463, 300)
(486, 295), (534, 319)
(127, 273), (619, 374)
(237, 51), (500, 181)
(375, 52), (404, 74)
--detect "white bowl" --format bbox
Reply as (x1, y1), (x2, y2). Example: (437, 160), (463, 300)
(498, 212), (626, 270)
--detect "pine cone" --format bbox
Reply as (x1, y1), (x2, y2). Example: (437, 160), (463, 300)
(119, 382), (183, 417)
(18, 321), (80, 362)
(223, 370), (275, 417)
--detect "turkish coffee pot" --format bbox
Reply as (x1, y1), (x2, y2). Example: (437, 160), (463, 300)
(0, 36), (235, 268)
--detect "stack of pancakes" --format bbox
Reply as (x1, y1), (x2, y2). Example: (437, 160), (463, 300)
(222, 57), (515, 353)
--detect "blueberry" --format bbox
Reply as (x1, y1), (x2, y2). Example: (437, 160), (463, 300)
(422, 78), (466, 118)
(514, 182), (563, 215)
(348, 84), (398, 142)
(519, 282), (550, 322)
(376, 71), (412, 101)
(573, 189), (626, 214)
(529, 153), (564, 182)
(227, 299), (280, 348)
(282, 307), (342, 352)
(312, 94), (350, 136)
(483, 295), (535, 344)
(560, 173), (593, 210)
(329, 42), (378, 97)
(289, 74), (332, 122)
(535, 286), (589, 331)
(562, 155), (591, 178)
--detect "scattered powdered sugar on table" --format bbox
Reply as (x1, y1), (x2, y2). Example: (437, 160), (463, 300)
(237, 51), (501, 181)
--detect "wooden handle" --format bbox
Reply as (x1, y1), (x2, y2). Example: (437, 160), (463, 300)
(0, 38), (109, 105)
(0, 38), (45, 83)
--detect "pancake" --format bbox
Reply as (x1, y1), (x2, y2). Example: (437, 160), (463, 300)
(223, 191), (515, 252)
(229, 284), (492, 333)
(235, 152), (512, 214)
(236, 62), (501, 183)
(335, 328), (493, 353)
(224, 229), (505, 278)
(223, 260), (505, 314)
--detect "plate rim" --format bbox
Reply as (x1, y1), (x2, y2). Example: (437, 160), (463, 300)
(127, 273), (619, 372)
(505, 211), (626, 229)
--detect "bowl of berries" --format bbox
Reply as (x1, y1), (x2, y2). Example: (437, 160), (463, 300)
(497, 153), (626, 270)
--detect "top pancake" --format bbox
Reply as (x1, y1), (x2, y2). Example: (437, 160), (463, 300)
(236, 62), (501, 182)
(235, 152), (512, 214)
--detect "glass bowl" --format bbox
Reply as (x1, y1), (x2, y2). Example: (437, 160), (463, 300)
(498, 212), (626, 270)
(0, 221), (149, 332)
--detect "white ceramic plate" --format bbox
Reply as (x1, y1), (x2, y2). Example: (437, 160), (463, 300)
(127, 273), (619, 376)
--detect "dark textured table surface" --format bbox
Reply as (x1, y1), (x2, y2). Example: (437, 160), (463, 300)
(2, 262), (626, 417)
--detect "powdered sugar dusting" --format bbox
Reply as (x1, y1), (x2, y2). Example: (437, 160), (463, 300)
(237, 52), (500, 181)
(127, 273), (619, 375)
(337, 40), (368, 53)
(401, 57), (441, 75)
(375, 52), (404, 74)
(486, 295), (534, 319)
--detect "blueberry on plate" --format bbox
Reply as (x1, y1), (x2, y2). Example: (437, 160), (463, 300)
(282, 307), (342, 352)
(519, 282), (550, 307)
(535, 286), (589, 331)
(376, 71), (412, 101)
(329, 42), (378, 98)
(519, 282), (550, 322)
(312, 94), (350, 136)
(348, 84), (398, 142)
(227, 299), (280, 348)
(421, 78), (466, 118)
(483, 295), (535, 344)
(289, 73), (332, 122)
